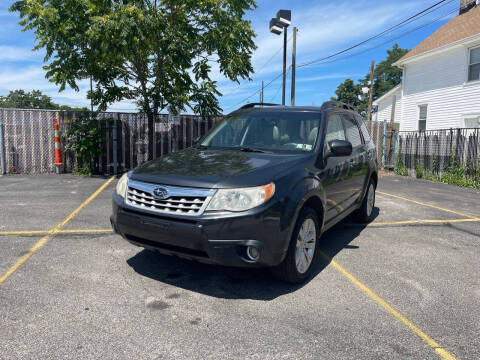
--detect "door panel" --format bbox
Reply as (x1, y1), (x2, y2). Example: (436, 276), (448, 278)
(341, 113), (368, 208)
(322, 113), (351, 222)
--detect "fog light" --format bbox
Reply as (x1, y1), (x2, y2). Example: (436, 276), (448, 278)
(246, 246), (260, 262)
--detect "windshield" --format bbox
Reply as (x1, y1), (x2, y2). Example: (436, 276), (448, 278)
(200, 110), (320, 152)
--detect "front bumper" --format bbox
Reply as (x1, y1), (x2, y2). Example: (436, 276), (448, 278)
(111, 193), (290, 267)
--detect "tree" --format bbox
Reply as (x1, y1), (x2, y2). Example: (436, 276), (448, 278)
(358, 44), (409, 101)
(0, 89), (87, 110)
(10, 0), (257, 159)
(331, 44), (409, 115)
(330, 79), (362, 108)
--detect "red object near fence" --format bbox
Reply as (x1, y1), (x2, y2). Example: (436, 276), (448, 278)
(53, 119), (63, 166)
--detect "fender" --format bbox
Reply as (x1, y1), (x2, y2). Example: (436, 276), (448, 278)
(277, 173), (326, 257)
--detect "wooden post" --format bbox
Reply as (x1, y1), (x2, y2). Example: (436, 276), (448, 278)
(366, 60), (375, 122)
(390, 94), (396, 123)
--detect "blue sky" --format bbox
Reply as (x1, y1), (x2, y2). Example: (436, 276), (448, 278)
(0, 0), (458, 112)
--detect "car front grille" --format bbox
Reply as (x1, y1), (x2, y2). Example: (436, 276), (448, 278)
(125, 179), (215, 216)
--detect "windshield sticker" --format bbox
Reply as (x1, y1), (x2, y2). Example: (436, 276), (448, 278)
(296, 144), (313, 150)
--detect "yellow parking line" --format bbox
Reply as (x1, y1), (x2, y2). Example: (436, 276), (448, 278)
(58, 229), (113, 234)
(319, 252), (457, 360)
(366, 218), (480, 227)
(0, 230), (49, 236)
(0, 229), (114, 236)
(377, 191), (479, 220)
(0, 177), (115, 286)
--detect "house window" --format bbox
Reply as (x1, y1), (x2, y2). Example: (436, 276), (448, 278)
(418, 105), (428, 131)
(468, 46), (480, 82)
(464, 116), (480, 128)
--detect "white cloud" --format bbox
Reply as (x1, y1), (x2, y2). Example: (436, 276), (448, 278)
(0, 46), (39, 61)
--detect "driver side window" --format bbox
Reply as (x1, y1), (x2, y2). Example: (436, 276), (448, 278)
(325, 113), (346, 151)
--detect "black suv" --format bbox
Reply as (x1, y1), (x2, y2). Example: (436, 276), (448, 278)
(111, 102), (378, 283)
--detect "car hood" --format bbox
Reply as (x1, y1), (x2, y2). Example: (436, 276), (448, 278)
(129, 147), (310, 188)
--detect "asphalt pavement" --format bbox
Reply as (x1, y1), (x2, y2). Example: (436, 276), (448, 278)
(0, 174), (479, 359)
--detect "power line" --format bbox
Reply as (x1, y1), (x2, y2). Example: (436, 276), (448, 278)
(220, 35), (293, 100)
(299, 6), (458, 69)
(223, 67), (291, 111)
(297, 0), (452, 68)
(223, 0), (453, 111)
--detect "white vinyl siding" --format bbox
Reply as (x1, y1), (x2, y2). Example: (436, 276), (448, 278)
(400, 45), (480, 131)
(468, 46), (480, 82)
(373, 87), (402, 123)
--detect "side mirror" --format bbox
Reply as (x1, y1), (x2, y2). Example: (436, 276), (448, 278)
(329, 139), (352, 157)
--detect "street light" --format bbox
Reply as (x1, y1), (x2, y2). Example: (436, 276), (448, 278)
(269, 9), (291, 106)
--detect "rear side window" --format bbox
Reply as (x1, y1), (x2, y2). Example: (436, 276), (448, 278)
(342, 114), (362, 148)
(325, 113), (346, 150)
(358, 118), (371, 142)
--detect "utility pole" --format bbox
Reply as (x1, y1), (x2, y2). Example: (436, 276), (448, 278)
(260, 81), (264, 103)
(282, 27), (288, 106)
(90, 77), (94, 112)
(291, 27), (297, 106)
(366, 60), (375, 122)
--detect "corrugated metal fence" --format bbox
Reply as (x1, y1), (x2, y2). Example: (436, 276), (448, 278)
(0, 108), (219, 174)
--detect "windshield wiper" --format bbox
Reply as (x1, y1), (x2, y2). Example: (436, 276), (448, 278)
(238, 147), (273, 154)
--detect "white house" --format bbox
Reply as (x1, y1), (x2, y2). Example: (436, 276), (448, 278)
(374, 0), (480, 131)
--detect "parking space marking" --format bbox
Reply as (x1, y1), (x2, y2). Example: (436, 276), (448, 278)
(319, 251), (457, 360)
(364, 218), (480, 227)
(0, 229), (114, 236)
(3, 217), (480, 237)
(0, 177), (115, 286)
(0, 230), (50, 236)
(377, 191), (479, 219)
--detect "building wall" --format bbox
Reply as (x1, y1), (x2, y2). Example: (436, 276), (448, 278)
(400, 44), (480, 131)
(373, 87), (402, 124)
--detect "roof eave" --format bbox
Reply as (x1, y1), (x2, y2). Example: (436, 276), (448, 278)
(393, 32), (480, 67)
(372, 84), (402, 105)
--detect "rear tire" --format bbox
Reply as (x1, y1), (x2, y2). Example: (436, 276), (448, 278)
(272, 207), (319, 284)
(353, 180), (376, 223)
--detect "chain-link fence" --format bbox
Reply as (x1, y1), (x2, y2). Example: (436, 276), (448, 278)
(364, 120), (399, 169)
(396, 128), (480, 175)
(0, 108), (219, 175)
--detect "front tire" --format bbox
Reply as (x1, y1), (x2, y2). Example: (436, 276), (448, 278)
(272, 207), (319, 284)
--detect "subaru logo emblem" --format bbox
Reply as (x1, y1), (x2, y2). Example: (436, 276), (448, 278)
(153, 187), (168, 200)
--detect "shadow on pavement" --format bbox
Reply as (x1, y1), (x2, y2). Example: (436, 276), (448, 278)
(127, 208), (379, 301)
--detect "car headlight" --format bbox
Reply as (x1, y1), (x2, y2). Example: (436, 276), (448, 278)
(116, 173), (129, 198)
(206, 183), (275, 212)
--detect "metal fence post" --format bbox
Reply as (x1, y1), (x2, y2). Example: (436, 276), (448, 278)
(0, 120), (6, 175)
(382, 120), (387, 169)
(112, 118), (118, 175)
(392, 130), (400, 168)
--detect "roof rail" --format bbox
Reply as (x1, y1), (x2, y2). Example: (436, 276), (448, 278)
(238, 102), (281, 110)
(321, 101), (356, 112)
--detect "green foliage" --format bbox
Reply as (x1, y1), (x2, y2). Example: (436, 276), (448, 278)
(330, 79), (362, 108)
(361, 44), (409, 101)
(63, 114), (107, 176)
(0, 89), (87, 110)
(332, 44), (409, 115)
(394, 156), (408, 176)
(415, 165), (423, 179)
(10, 0), (257, 117)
